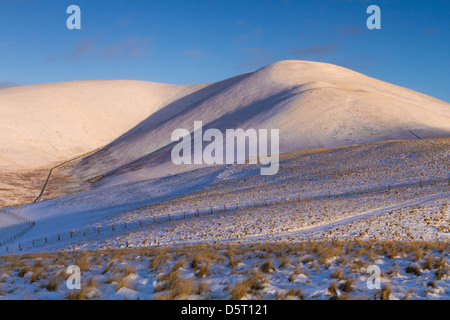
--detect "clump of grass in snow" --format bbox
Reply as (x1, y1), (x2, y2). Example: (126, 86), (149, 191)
(227, 253), (242, 268)
(171, 259), (185, 272)
(150, 248), (169, 270)
(196, 262), (210, 278)
(405, 264), (422, 277)
(229, 271), (268, 300)
(331, 268), (344, 279)
(115, 276), (135, 292)
(230, 279), (250, 300)
(279, 256), (291, 269)
(154, 270), (194, 300)
(74, 253), (90, 272)
(378, 285), (392, 300)
(279, 288), (304, 300)
(338, 279), (354, 293)
(44, 277), (58, 292)
(195, 281), (210, 297)
(260, 260), (275, 273)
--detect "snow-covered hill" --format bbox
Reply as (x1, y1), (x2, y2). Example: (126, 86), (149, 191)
(70, 60), (450, 187)
(0, 80), (204, 170)
(1, 60), (449, 189)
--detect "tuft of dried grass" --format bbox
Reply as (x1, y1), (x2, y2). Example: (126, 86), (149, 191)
(115, 276), (135, 292)
(260, 260), (275, 273)
(154, 270), (194, 300)
(327, 281), (338, 297)
(279, 288), (305, 300)
(228, 253), (242, 268)
(195, 281), (210, 297)
(338, 279), (354, 293)
(331, 268), (344, 279)
(379, 285), (392, 300)
(279, 256), (291, 269)
(196, 262), (210, 278)
(230, 279), (250, 300)
(44, 277), (58, 292)
(229, 271), (268, 300)
(405, 264), (422, 277)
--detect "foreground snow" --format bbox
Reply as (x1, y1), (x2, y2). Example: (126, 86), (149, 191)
(0, 241), (448, 300)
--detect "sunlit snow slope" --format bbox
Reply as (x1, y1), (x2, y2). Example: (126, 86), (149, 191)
(0, 80), (204, 170)
(71, 61), (450, 187)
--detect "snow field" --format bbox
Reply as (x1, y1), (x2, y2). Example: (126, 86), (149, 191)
(0, 241), (448, 300)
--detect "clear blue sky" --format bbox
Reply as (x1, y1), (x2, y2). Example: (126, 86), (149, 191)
(1, 0), (449, 101)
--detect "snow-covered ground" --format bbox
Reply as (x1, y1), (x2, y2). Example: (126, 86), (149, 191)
(2, 60), (449, 209)
(0, 61), (448, 300)
(0, 139), (448, 254)
(0, 141), (448, 301)
(0, 241), (448, 300)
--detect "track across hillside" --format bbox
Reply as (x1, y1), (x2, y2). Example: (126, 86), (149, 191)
(229, 191), (450, 243)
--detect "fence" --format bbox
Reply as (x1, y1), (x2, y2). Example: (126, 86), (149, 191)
(0, 210), (36, 248)
(2, 176), (449, 253)
(34, 148), (101, 203)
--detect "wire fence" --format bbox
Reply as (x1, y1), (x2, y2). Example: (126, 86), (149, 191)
(34, 148), (101, 203)
(0, 210), (36, 249)
(2, 176), (449, 253)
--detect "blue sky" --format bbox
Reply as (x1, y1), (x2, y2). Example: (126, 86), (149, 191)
(0, 0), (449, 101)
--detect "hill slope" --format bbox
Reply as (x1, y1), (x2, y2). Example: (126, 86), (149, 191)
(0, 80), (203, 170)
(71, 60), (450, 187)
(1, 60), (449, 195)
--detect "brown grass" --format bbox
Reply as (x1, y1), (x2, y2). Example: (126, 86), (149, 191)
(338, 279), (354, 293)
(260, 260), (275, 273)
(279, 288), (304, 300)
(44, 277), (58, 292)
(154, 270), (194, 299)
(379, 285), (392, 300)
